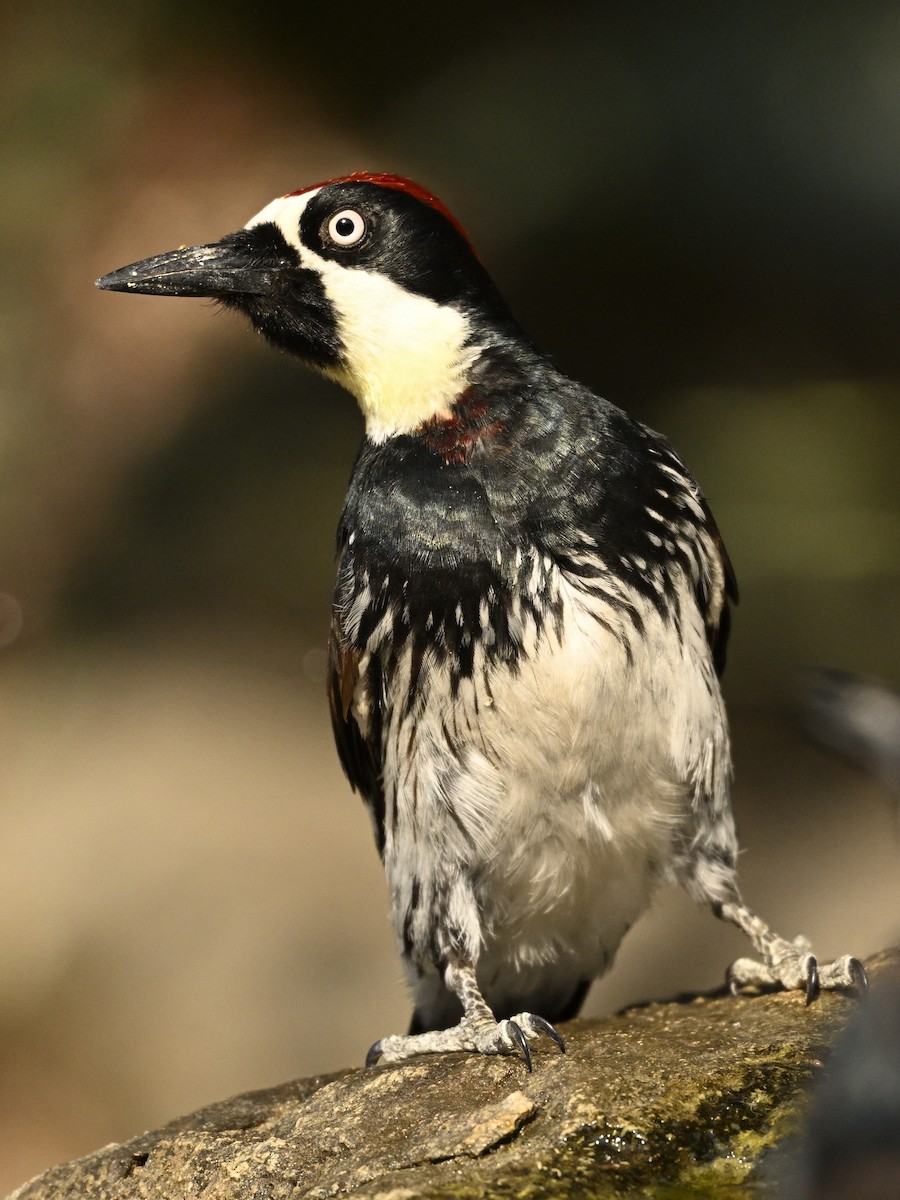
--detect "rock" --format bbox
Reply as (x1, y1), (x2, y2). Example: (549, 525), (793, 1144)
(9, 949), (897, 1199)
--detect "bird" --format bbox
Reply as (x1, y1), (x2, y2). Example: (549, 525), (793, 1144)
(97, 171), (867, 1071)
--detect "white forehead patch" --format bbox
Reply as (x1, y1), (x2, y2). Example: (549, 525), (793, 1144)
(243, 189), (479, 443)
(244, 190), (320, 248)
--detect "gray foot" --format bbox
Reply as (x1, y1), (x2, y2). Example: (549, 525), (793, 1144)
(366, 1010), (565, 1072)
(726, 935), (868, 1003)
(714, 901), (868, 1003)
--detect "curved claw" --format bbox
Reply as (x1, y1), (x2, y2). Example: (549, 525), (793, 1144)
(529, 1014), (566, 1054)
(365, 1039), (384, 1069)
(507, 1021), (533, 1073)
(805, 957), (821, 1005)
(849, 957), (869, 999)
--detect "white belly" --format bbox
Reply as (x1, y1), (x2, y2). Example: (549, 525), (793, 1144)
(380, 567), (729, 1008)
(468, 603), (698, 993)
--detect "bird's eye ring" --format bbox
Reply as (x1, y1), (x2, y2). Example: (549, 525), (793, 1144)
(327, 209), (367, 247)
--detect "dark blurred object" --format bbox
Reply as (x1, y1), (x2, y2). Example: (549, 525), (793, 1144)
(776, 962), (900, 1200)
(800, 669), (900, 803)
(787, 670), (900, 1195)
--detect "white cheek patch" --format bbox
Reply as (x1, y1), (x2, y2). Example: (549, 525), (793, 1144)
(317, 267), (478, 442)
(244, 192), (478, 443)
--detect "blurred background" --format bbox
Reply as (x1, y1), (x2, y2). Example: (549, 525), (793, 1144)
(1, 0), (899, 1190)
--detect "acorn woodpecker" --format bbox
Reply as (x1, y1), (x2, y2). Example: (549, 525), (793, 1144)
(97, 172), (866, 1070)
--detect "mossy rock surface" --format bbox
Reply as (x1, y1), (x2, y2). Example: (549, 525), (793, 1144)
(9, 949), (897, 1199)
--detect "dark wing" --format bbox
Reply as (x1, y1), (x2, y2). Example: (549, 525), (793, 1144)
(539, 405), (739, 679)
(700, 496), (739, 678)
(327, 609), (386, 856)
(635, 427), (738, 678)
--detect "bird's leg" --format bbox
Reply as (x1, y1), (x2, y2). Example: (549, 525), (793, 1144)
(366, 962), (565, 1071)
(714, 899), (867, 1002)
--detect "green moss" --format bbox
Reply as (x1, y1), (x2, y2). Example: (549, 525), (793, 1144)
(432, 1060), (814, 1199)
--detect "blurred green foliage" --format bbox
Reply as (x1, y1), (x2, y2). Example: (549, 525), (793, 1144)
(2, 0), (895, 682)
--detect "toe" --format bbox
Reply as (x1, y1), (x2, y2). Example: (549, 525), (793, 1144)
(850, 957), (869, 999)
(528, 1014), (566, 1054)
(817, 954), (869, 995)
(503, 1021), (533, 1072)
(726, 956), (778, 993)
(804, 956), (820, 1005)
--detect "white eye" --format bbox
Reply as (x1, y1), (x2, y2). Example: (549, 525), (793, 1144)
(327, 209), (367, 247)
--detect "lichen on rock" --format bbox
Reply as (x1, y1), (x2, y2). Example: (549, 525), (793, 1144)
(8, 949), (897, 1200)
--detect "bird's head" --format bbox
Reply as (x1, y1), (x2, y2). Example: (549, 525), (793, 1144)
(97, 173), (522, 442)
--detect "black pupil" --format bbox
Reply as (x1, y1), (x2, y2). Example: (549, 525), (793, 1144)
(335, 216), (356, 239)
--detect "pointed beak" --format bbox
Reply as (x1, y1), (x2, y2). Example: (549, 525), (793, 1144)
(96, 222), (342, 367)
(96, 233), (284, 298)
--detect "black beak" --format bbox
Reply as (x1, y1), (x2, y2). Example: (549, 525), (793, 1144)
(96, 225), (343, 367)
(96, 231), (286, 298)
